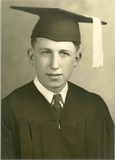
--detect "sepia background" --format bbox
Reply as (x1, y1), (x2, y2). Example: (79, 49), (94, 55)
(2, 0), (114, 122)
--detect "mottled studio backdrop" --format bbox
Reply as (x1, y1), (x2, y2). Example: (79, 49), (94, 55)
(2, 0), (114, 121)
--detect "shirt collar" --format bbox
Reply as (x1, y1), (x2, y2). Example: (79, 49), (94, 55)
(33, 76), (68, 105)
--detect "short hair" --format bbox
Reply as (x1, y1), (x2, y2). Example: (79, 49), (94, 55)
(31, 38), (37, 48)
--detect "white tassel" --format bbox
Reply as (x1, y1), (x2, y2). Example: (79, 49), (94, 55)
(92, 17), (104, 68)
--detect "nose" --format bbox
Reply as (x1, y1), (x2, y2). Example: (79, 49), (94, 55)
(50, 53), (60, 70)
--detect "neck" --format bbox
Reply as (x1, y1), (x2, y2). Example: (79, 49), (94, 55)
(45, 84), (66, 93)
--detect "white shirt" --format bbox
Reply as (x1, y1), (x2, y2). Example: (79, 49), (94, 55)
(33, 76), (68, 107)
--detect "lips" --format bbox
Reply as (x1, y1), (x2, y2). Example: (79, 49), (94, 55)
(46, 73), (62, 79)
(47, 73), (62, 76)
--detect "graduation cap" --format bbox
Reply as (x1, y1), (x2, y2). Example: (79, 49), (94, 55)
(10, 6), (107, 68)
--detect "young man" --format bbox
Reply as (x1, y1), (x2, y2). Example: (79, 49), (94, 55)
(1, 7), (114, 159)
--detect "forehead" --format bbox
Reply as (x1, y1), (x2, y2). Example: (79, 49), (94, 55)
(34, 38), (76, 51)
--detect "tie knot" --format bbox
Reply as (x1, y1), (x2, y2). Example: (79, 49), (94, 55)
(52, 94), (63, 106)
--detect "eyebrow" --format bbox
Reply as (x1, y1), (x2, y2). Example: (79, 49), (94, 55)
(39, 48), (70, 52)
(39, 48), (52, 51)
(59, 49), (70, 52)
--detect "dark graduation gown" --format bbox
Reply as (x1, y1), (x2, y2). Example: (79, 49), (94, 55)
(1, 81), (114, 159)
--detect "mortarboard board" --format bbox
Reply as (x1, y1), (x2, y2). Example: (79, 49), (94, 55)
(10, 6), (107, 68)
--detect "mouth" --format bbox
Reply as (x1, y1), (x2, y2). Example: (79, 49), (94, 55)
(46, 73), (62, 79)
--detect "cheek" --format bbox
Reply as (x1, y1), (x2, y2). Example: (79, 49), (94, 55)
(66, 58), (76, 67)
(34, 56), (49, 70)
(33, 55), (42, 70)
(63, 59), (75, 73)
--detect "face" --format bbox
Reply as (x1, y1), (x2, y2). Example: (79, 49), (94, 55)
(28, 38), (81, 93)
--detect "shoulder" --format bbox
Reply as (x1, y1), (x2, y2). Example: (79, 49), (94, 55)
(68, 81), (105, 102)
(68, 82), (114, 124)
(3, 81), (36, 101)
(2, 81), (41, 120)
(68, 81), (99, 101)
(68, 81), (111, 117)
(2, 81), (38, 110)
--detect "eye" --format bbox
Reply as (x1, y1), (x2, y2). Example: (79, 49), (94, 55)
(41, 50), (51, 55)
(60, 50), (70, 56)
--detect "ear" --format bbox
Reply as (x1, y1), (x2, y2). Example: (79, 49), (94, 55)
(27, 48), (35, 66)
(73, 51), (82, 68)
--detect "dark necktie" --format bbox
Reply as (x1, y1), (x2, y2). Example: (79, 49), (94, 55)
(52, 94), (63, 127)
